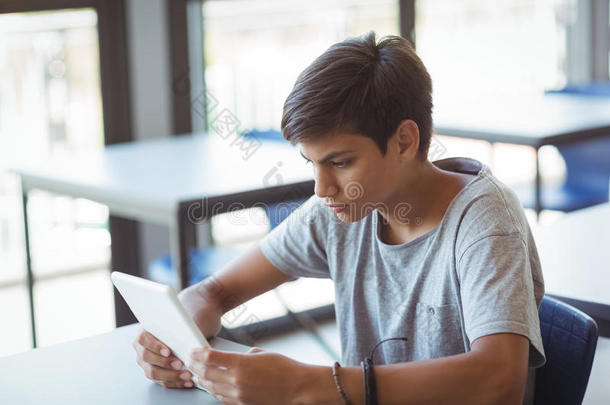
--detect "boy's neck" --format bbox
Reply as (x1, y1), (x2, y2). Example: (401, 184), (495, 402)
(378, 160), (474, 245)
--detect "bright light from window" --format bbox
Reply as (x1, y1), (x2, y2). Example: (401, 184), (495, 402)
(202, 0), (399, 132)
(416, 0), (570, 102)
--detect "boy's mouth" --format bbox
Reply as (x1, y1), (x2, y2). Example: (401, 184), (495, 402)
(326, 204), (346, 213)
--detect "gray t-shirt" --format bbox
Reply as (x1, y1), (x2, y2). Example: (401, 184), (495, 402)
(259, 157), (545, 402)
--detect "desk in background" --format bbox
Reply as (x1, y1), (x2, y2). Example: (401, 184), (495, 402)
(434, 92), (610, 214)
(533, 203), (610, 334)
(10, 133), (314, 346)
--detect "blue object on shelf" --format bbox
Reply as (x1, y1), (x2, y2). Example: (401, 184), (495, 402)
(518, 83), (610, 212)
(149, 197), (308, 287)
(545, 81), (610, 97)
(534, 296), (598, 405)
(242, 128), (284, 142)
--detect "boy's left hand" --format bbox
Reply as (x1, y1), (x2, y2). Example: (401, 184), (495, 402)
(188, 346), (309, 405)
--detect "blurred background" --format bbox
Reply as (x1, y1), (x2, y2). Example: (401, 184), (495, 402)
(0, 1), (609, 402)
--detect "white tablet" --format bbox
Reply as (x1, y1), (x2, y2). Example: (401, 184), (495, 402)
(110, 271), (250, 390)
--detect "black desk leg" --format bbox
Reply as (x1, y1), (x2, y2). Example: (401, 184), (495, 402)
(21, 184), (37, 348)
(109, 216), (142, 327)
(534, 147), (541, 220)
(172, 202), (198, 291)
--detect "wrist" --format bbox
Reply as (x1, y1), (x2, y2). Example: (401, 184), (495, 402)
(294, 365), (339, 405)
(296, 364), (363, 405)
(194, 278), (226, 315)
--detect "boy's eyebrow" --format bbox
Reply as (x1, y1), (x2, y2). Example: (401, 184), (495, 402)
(299, 150), (355, 164)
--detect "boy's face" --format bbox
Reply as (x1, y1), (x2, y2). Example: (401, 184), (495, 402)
(299, 132), (405, 222)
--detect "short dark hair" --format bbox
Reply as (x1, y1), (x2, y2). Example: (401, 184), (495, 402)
(281, 31), (433, 158)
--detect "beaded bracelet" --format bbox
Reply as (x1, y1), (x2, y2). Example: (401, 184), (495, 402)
(332, 361), (352, 405)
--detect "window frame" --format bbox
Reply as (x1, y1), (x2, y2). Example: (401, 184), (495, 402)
(0, 0), (139, 344)
(0, 0), (134, 146)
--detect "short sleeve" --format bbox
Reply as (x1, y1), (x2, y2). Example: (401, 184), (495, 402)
(259, 196), (331, 279)
(457, 233), (546, 367)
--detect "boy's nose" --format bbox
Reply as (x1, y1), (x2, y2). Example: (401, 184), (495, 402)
(314, 170), (338, 199)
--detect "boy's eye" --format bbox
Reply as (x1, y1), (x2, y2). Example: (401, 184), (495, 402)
(331, 160), (351, 168)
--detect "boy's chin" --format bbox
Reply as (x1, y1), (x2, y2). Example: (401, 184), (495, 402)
(334, 210), (366, 223)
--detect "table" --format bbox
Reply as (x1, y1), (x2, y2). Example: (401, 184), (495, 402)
(0, 320), (340, 405)
(0, 324), (230, 404)
(533, 203), (610, 331)
(433, 92), (610, 214)
(10, 133), (314, 346)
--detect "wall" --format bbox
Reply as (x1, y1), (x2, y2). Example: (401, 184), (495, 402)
(126, 0), (172, 275)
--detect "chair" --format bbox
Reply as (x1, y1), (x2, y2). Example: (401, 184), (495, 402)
(517, 137), (610, 212)
(149, 195), (307, 286)
(534, 295), (599, 405)
(518, 84), (610, 212)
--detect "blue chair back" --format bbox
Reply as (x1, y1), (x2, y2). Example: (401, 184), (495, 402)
(149, 197), (308, 286)
(263, 198), (307, 229)
(545, 83), (610, 210)
(534, 296), (598, 405)
(557, 138), (610, 198)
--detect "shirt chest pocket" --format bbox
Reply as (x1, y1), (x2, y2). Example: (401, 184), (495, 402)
(415, 301), (466, 359)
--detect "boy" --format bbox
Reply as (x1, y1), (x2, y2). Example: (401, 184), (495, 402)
(133, 32), (545, 404)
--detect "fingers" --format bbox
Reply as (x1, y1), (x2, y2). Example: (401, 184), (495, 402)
(188, 362), (233, 385)
(133, 336), (182, 370)
(155, 378), (194, 389)
(133, 330), (193, 389)
(142, 363), (193, 386)
(137, 330), (171, 357)
(194, 376), (238, 403)
(191, 347), (238, 369)
(141, 347), (183, 370)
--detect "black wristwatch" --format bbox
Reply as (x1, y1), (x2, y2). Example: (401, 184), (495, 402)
(361, 336), (410, 405)
(361, 356), (378, 405)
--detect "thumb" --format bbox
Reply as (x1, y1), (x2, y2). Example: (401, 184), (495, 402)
(247, 347), (265, 354)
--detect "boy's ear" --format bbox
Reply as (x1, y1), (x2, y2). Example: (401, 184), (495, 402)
(394, 119), (420, 160)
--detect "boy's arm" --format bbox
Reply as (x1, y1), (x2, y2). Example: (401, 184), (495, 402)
(192, 243), (295, 315)
(133, 244), (294, 389)
(301, 332), (530, 405)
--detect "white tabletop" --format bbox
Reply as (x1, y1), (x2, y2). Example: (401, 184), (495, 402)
(9, 133), (313, 224)
(434, 93), (610, 146)
(0, 322), (339, 404)
(0, 324), (222, 404)
(533, 204), (610, 305)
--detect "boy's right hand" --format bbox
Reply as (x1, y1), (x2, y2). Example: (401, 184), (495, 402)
(133, 281), (224, 388)
(133, 329), (195, 388)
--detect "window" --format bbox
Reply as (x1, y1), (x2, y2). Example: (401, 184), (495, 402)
(415, 0), (571, 101)
(201, 0), (399, 132)
(415, 0), (578, 205)
(0, 4), (127, 354)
